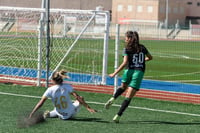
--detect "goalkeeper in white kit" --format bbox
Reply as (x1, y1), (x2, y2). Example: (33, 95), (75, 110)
(29, 70), (97, 120)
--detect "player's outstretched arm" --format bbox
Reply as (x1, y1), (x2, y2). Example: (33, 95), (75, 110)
(71, 92), (97, 113)
(109, 56), (128, 78)
(29, 97), (47, 118)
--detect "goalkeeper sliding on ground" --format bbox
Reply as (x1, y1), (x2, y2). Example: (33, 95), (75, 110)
(29, 70), (97, 120)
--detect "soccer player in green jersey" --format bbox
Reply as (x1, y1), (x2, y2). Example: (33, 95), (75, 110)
(105, 31), (153, 123)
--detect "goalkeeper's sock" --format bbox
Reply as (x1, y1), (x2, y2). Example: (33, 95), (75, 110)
(117, 98), (132, 116)
(113, 87), (125, 99)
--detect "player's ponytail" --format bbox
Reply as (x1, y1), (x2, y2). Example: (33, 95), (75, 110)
(125, 31), (141, 53)
(52, 69), (69, 84)
(59, 69), (70, 79)
(132, 31), (141, 53)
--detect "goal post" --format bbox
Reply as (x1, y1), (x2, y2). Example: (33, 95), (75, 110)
(0, 6), (110, 86)
(48, 9), (110, 85)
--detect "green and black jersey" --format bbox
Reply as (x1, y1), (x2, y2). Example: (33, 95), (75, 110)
(123, 44), (150, 72)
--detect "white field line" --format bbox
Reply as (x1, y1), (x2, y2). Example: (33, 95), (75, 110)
(1, 91), (200, 117)
(145, 71), (200, 78)
(0, 91), (41, 99)
(154, 53), (200, 61)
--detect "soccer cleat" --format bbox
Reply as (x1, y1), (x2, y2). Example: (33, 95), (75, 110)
(43, 110), (50, 119)
(113, 114), (120, 123)
(104, 97), (114, 109)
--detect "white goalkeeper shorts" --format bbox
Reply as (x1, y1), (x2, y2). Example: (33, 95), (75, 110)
(49, 100), (81, 119)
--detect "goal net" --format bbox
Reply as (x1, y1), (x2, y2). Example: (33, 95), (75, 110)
(0, 6), (110, 86)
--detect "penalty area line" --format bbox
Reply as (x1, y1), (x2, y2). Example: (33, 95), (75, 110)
(1, 91), (200, 117)
(0, 91), (41, 99)
(83, 102), (200, 117)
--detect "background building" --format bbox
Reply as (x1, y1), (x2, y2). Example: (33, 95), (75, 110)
(0, 0), (112, 10)
(0, 0), (200, 27)
(112, 0), (200, 27)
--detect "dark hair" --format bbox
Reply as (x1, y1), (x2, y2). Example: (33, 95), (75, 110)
(52, 70), (68, 84)
(125, 31), (141, 52)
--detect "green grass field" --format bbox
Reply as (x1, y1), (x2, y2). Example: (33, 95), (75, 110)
(1, 33), (200, 84)
(1, 34), (200, 132)
(108, 39), (200, 84)
(1, 83), (200, 133)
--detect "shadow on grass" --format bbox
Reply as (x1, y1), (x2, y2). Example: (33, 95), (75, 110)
(68, 117), (110, 123)
(124, 120), (200, 125)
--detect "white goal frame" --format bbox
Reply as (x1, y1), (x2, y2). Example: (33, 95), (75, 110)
(0, 6), (110, 86)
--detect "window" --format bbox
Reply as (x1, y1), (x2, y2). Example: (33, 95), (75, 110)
(187, 2), (192, 5)
(180, 7), (184, 14)
(147, 6), (153, 13)
(159, 6), (165, 13)
(137, 6), (143, 12)
(127, 5), (133, 12)
(168, 7), (171, 13)
(197, 2), (200, 6)
(173, 7), (178, 13)
(117, 5), (123, 12)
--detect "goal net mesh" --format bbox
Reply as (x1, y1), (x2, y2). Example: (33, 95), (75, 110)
(0, 7), (110, 86)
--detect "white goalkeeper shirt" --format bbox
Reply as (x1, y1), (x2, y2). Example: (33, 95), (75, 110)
(43, 83), (75, 119)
